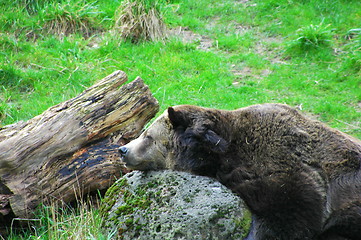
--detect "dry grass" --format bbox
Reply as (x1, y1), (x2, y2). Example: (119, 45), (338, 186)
(44, 18), (96, 38)
(39, 0), (101, 39)
(114, 0), (168, 42)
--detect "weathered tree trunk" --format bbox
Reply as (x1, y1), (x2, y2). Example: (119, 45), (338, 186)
(0, 70), (159, 224)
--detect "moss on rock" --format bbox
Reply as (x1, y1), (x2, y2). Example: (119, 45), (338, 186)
(101, 170), (250, 239)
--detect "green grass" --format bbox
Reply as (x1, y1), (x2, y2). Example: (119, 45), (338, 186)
(1, 0), (361, 238)
(7, 200), (113, 240)
(288, 21), (333, 51)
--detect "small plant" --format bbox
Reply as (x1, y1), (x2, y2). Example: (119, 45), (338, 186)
(113, 0), (169, 42)
(290, 21), (333, 50)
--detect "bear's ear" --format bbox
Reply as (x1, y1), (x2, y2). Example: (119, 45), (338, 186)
(203, 129), (229, 153)
(168, 107), (189, 128)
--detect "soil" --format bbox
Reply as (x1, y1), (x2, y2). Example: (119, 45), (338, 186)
(169, 23), (284, 85)
(169, 26), (214, 51)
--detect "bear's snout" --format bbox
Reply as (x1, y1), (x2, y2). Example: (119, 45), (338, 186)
(119, 146), (128, 156)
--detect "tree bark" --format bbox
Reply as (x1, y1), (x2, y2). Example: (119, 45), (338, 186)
(0, 70), (159, 224)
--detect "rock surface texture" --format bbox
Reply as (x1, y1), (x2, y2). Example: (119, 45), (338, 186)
(101, 170), (249, 240)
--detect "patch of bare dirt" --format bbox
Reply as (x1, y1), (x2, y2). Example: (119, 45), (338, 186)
(230, 25), (285, 84)
(169, 27), (213, 51)
(253, 36), (287, 64)
(234, 24), (252, 36)
(234, 0), (258, 7)
(231, 65), (272, 87)
(169, 19), (286, 84)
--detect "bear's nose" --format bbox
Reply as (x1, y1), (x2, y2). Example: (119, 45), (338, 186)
(119, 146), (128, 156)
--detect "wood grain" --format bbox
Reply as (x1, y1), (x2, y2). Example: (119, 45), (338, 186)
(0, 70), (159, 223)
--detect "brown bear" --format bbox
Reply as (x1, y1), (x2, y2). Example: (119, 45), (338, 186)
(119, 103), (361, 240)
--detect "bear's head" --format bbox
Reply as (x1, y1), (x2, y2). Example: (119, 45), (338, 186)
(119, 105), (229, 176)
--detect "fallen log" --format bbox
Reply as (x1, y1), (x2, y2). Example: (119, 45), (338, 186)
(0, 70), (159, 225)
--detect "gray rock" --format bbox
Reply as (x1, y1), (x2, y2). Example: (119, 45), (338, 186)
(101, 170), (250, 240)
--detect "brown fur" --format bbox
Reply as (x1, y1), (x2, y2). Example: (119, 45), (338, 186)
(119, 103), (361, 240)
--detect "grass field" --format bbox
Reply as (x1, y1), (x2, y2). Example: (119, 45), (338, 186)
(1, 0), (360, 239)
